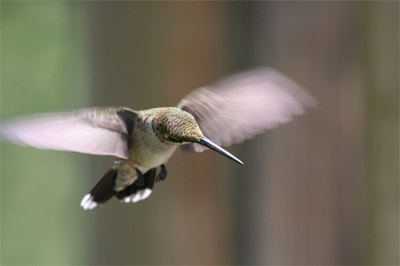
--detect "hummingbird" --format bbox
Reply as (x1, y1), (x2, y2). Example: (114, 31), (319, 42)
(1, 68), (315, 210)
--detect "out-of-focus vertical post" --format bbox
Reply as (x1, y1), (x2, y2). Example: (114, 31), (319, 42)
(232, 2), (376, 264)
(85, 2), (232, 264)
(363, 2), (399, 264)
(1, 2), (89, 264)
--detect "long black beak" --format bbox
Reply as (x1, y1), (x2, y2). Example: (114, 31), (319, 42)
(199, 137), (244, 165)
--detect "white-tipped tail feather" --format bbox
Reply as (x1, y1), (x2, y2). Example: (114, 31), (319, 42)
(141, 189), (152, 200)
(132, 193), (141, 203)
(122, 188), (153, 204)
(81, 194), (98, 210)
(81, 188), (153, 209)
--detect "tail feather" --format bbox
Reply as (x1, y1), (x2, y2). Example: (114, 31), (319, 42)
(81, 164), (166, 210)
(115, 167), (157, 202)
(81, 167), (117, 210)
(90, 168), (118, 203)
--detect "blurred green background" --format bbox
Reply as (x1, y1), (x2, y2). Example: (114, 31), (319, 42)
(1, 1), (398, 265)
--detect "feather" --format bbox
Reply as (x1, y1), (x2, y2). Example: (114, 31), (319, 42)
(177, 67), (316, 153)
(1, 107), (138, 159)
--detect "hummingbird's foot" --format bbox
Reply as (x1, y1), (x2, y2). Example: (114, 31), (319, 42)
(135, 169), (144, 186)
(156, 164), (167, 182)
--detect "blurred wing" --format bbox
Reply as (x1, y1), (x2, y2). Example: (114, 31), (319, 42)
(177, 67), (316, 153)
(1, 107), (138, 159)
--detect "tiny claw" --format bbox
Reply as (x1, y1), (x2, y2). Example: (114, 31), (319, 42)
(156, 164), (167, 182)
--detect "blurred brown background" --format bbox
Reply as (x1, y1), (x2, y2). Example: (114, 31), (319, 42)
(1, 1), (398, 265)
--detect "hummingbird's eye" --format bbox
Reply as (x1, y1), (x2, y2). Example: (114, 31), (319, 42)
(152, 123), (161, 133)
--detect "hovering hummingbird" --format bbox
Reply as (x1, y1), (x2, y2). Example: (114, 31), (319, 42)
(1, 68), (315, 210)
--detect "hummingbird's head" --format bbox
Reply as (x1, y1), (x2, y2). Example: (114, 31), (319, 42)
(152, 107), (203, 145)
(152, 107), (243, 165)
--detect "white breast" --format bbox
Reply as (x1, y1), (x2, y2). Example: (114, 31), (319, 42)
(114, 117), (179, 191)
(129, 119), (178, 172)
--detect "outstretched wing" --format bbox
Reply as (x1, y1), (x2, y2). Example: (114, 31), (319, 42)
(1, 107), (138, 159)
(177, 67), (316, 153)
